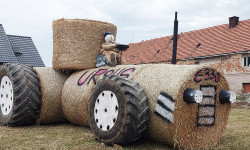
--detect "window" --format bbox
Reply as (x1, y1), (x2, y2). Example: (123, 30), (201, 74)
(12, 47), (22, 56)
(243, 57), (250, 66)
(196, 43), (201, 48)
(243, 83), (250, 93)
(194, 61), (199, 65)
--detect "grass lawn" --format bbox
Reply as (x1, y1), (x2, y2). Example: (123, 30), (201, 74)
(0, 108), (249, 150)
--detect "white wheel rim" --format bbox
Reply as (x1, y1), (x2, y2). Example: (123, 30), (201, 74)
(94, 90), (119, 131)
(0, 76), (14, 115)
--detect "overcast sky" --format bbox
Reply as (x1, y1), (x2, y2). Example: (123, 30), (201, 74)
(0, 0), (249, 67)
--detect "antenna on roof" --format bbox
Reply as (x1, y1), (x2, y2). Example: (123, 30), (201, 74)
(149, 50), (160, 63)
(130, 35), (134, 44)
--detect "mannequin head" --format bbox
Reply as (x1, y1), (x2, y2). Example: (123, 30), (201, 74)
(104, 33), (115, 43)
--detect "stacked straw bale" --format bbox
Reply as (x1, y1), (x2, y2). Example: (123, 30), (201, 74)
(61, 64), (231, 149)
(52, 19), (117, 70)
(34, 67), (69, 125)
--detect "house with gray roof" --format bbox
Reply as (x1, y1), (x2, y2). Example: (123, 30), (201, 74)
(0, 24), (45, 67)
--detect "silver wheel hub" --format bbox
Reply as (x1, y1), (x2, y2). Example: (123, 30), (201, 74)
(94, 90), (119, 131)
(0, 76), (13, 115)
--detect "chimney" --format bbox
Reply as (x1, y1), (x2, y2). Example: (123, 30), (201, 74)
(229, 16), (239, 28)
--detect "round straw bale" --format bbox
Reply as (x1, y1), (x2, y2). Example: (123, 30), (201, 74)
(52, 19), (117, 70)
(61, 68), (100, 127)
(61, 64), (148, 127)
(34, 67), (69, 125)
(132, 64), (231, 149)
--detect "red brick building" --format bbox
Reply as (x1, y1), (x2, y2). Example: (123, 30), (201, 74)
(123, 16), (250, 94)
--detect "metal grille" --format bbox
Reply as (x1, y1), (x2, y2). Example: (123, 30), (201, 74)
(196, 85), (216, 126)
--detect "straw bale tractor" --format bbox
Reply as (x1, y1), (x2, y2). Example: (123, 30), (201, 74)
(0, 19), (236, 149)
(55, 19), (236, 149)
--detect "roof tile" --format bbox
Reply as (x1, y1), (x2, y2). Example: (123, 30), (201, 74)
(124, 19), (250, 64)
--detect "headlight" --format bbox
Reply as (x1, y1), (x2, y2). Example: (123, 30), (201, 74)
(219, 90), (236, 104)
(183, 88), (203, 103)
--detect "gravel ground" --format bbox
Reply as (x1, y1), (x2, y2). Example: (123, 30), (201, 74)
(233, 99), (250, 109)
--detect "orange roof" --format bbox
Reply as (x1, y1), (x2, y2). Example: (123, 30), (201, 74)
(123, 19), (250, 64)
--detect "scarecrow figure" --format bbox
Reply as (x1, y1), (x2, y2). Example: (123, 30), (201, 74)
(96, 32), (128, 68)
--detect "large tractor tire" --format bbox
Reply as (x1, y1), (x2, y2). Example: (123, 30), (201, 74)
(88, 75), (149, 145)
(0, 63), (41, 126)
